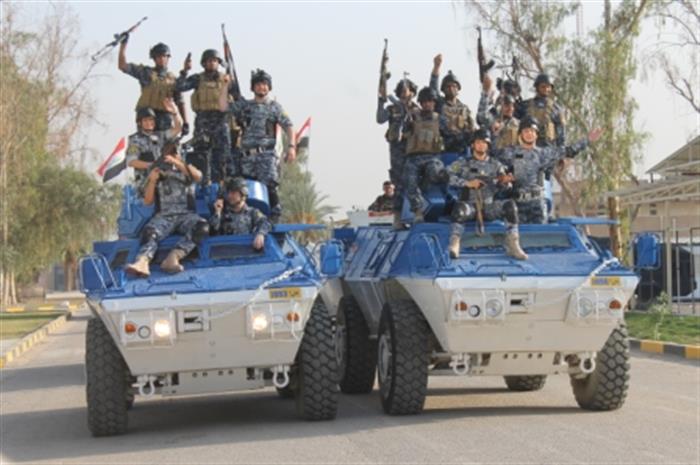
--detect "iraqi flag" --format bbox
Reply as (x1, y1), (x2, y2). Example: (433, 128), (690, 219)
(295, 116), (311, 150)
(97, 137), (127, 183)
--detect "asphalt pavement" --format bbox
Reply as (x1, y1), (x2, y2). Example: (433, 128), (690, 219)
(1, 311), (698, 464)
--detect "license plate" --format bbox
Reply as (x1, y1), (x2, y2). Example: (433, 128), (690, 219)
(590, 277), (621, 287)
(269, 287), (302, 300)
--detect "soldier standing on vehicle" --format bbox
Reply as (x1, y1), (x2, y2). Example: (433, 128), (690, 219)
(477, 74), (522, 130)
(125, 143), (209, 277)
(118, 39), (188, 133)
(225, 69), (296, 223)
(402, 87), (449, 224)
(447, 129), (526, 260)
(484, 94), (520, 150)
(175, 49), (232, 184)
(494, 116), (602, 223)
(429, 54), (475, 153)
(209, 177), (271, 250)
(516, 73), (565, 147)
(126, 99), (182, 193)
(376, 77), (419, 228)
(368, 181), (396, 213)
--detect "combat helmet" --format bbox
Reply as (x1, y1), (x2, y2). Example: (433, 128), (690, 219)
(149, 43), (171, 59)
(200, 49), (223, 67)
(394, 78), (417, 98)
(472, 128), (492, 145)
(226, 177), (249, 197)
(136, 107), (156, 122)
(440, 70), (461, 92)
(251, 69), (272, 91)
(417, 86), (438, 103)
(519, 115), (540, 133)
(534, 73), (553, 88)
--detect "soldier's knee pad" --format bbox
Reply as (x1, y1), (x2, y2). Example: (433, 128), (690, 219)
(503, 200), (519, 224)
(451, 201), (473, 223)
(192, 220), (210, 244)
(141, 225), (159, 244)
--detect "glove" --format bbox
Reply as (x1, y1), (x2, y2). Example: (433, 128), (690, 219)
(118, 32), (129, 45)
(181, 122), (190, 136)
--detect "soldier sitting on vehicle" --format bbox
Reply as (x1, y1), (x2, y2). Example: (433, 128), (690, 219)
(126, 99), (182, 194)
(493, 116), (602, 224)
(125, 142), (209, 277)
(118, 39), (188, 133)
(368, 181), (395, 214)
(209, 177), (271, 251)
(429, 54), (475, 153)
(448, 129), (527, 260)
(401, 87), (450, 224)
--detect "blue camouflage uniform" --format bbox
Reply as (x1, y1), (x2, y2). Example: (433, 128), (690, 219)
(176, 71), (231, 183)
(376, 98), (419, 212)
(402, 109), (448, 213)
(122, 64), (182, 131)
(126, 127), (178, 194)
(429, 74), (475, 153)
(494, 140), (588, 223)
(448, 156), (517, 237)
(516, 96), (566, 147)
(209, 203), (271, 236)
(229, 97), (293, 219)
(137, 165), (207, 260)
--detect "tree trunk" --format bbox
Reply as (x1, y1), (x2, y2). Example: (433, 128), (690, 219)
(64, 249), (77, 292)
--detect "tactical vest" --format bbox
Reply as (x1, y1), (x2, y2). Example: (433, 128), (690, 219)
(135, 70), (176, 112)
(527, 98), (556, 143)
(495, 117), (520, 150)
(405, 111), (443, 155)
(191, 73), (226, 112)
(442, 101), (471, 133)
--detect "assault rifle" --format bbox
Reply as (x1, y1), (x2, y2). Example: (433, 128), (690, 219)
(221, 23), (241, 99)
(379, 39), (391, 100)
(91, 17), (148, 62)
(476, 26), (495, 83)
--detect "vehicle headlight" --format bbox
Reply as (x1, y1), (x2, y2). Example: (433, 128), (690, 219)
(467, 305), (481, 318)
(485, 299), (504, 318)
(153, 319), (172, 338)
(578, 297), (596, 318)
(252, 314), (269, 332)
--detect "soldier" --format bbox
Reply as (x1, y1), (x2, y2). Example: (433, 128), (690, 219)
(489, 96), (520, 150)
(209, 177), (271, 250)
(494, 116), (602, 223)
(516, 73), (565, 147)
(376, 78), (419, 227)
(368, 181), (395, 213)
(447, 129), (526, 260)
(476, 74), (521, 133)
(227, 69), (296, 222)
(125, 143), (209, 277)
(118, 38), (188, 133)
(175, 49), (232, 184)
(126, 99), (182, 193)
(430, 54), (475, 152)
(402, 87), (449, 223)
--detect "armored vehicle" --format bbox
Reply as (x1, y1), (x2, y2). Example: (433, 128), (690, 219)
(328, 160), (638, 415)
(80, 180), (338, 436)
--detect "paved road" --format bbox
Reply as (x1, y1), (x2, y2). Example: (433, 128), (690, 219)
(1, 311), (698, 464)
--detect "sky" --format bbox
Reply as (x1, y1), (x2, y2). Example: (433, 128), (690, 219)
(11, 1), (699, 218)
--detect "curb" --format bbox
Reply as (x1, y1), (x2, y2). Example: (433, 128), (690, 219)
(629, 338), (700, 360)
(0, 313), (71, 369)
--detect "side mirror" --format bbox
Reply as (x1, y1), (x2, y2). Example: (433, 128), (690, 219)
(634, 233), (661, 270)
(319, 240), (343, 277)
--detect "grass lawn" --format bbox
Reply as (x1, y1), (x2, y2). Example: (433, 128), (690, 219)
(626, 312), (700, 346)
(0, 312), (65, 340)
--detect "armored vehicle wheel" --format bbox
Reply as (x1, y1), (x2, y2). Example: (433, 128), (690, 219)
(504, 375), (547, 391)
(571, 323), (630, 411)
(337, 296), (377, 394)
(85, 317), (129, 436)
(126, 373), (136, 410)
(377, 300), (430, 415)
(296, 299), (339, 421)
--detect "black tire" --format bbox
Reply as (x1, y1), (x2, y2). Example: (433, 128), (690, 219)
(296, 299), (339, 421)
(377, 300), (430, 415)
(85, 318), (129, 436)
(571, 323), (630, 411)
(504, 375), (547, 391)
(337, 296), (377, 394)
